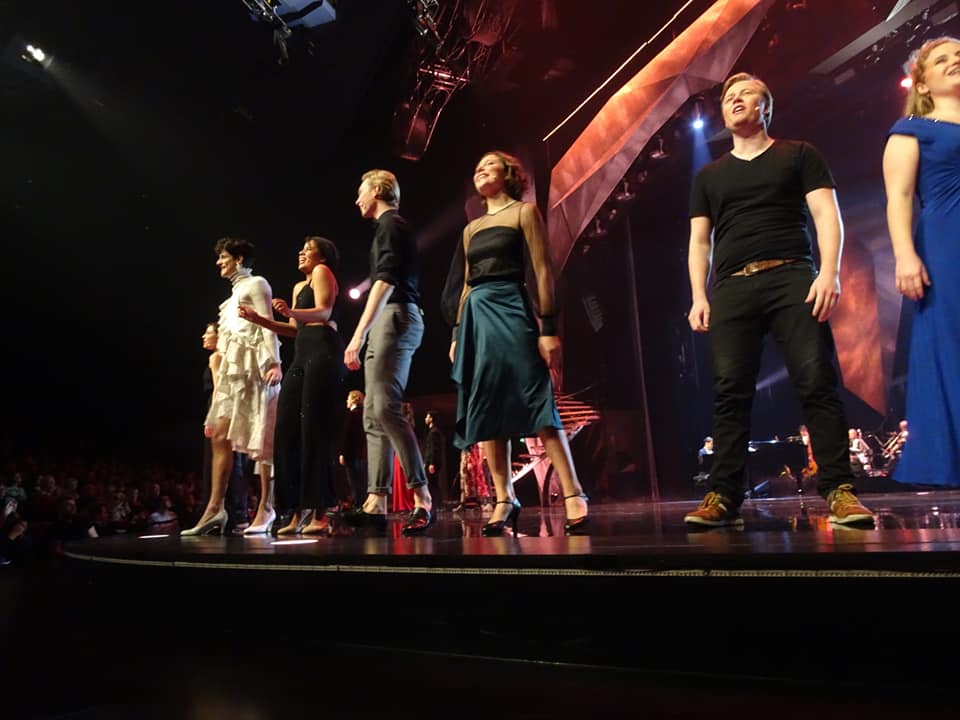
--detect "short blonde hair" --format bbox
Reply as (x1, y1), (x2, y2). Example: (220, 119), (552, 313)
(904, 36), (960, 116)
(721, 72), (774, 127)
(361, 169), (400, 206)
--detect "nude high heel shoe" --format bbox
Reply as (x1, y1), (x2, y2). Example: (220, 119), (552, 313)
(243, 508), (276, 536)
(181, 508), (228, 537)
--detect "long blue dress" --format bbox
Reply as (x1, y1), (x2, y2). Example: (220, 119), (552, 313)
(889, 116), (960, 486)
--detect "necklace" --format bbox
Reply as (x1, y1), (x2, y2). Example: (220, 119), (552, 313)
(485, 199), (519, 215)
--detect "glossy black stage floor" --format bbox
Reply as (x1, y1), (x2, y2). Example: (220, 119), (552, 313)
(16, 490), (959, 719)
(64, 489), (960, 576)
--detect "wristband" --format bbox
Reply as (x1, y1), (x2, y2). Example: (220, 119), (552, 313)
(539, 314), (558, 337)
(451, 323), (460, 343)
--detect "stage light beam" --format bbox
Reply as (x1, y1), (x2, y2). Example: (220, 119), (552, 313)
(348, 278), (371, 299)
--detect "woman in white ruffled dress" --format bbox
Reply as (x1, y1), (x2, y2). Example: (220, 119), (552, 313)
(182, 237), (282, 536)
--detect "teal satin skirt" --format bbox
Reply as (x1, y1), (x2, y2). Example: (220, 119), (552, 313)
(452, 281), (561, 449)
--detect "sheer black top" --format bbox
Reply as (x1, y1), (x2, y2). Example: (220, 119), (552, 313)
(466, 225), (525, 286)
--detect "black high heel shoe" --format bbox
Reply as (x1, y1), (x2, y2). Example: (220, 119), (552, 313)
(482, 499), (521, 537)
(401, 507), (433, 535)
(563, 493), (589, 534)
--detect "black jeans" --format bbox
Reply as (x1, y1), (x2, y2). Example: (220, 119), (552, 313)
(708, 263), (853, 505)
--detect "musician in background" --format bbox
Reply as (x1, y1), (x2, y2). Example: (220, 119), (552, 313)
(694, 436), (714, 487)
(884, 419), (909, 463)
(895, 419), (909, 450)
(848, 428), (872, 477)
(798, 425), (818, 480)
(698, 436), (715, 467)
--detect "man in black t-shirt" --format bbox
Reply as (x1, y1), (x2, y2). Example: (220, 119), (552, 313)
(684, 72), (873, 527)
(344, 169), (433, 535)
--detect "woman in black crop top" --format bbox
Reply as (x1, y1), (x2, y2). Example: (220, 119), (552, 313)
(450, 151), (589, 535)
(240, 236), (346, 536)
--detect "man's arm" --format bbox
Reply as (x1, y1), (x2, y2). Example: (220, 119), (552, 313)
(344, 280), (394, 370)
(687, 216), (713, 332)
(804, 187), (843, 322)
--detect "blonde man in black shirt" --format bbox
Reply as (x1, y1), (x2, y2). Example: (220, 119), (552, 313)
(684, 73), (873, 527)
(345, 169), (432, 535)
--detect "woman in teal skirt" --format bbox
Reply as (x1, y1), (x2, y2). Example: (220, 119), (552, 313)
(450, 151), (589, 536)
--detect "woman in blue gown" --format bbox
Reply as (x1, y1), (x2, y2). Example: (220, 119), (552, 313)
(449, 151), (589, 534)
(883, 36), (960, 486)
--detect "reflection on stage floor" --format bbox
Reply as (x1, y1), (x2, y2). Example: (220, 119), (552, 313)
(64, 488), (960, 575)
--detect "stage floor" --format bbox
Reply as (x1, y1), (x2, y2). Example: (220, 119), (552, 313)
(64, 489), (960, 576)
(12, 489), (960, 718)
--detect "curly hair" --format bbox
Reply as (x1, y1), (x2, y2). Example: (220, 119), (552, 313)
(481, 150), (529, 201)
(304, 235), (339, 274)
(214, 237), (255, 267)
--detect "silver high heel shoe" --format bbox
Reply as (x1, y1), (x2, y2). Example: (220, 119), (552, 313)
(243, 508), (276, 536)
(180, 508), (228, 537)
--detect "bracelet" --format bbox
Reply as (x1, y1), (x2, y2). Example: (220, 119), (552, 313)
(451, 323), (460, 342)
(539, 314), (557, 337)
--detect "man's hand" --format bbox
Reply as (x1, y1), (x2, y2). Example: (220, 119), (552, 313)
(688, 298), (711, 332)
(805, 271), (841, 322)
(449, 341), (457, 364)
(344, 335), (364, 371)
(895, 252), (931, 301)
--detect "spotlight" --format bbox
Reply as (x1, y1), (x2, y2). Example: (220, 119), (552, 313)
(614, 179), (636, 203)
(348, 287), (362, 300)
(900, 76), (913, 89)
(690, 99), (705, 130)
(22, 43), (48, 65)
(585, 218), (607, 240)
(648, 136), (669, 160)
(26, 44), (46, 62)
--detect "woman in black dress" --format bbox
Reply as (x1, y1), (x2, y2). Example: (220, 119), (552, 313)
(450, 151), (588, 536)
(240, 236), (345, 535)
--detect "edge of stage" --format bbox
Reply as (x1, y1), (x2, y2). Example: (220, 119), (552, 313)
(63, 491), (960, 579)
(48, 491), (960, 694)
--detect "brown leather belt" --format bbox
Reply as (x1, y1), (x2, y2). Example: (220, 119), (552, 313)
(731, 258), (796, 277)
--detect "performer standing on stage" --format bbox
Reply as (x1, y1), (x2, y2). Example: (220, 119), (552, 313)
(339, 390), (367, 510)
(344, 170), (433, 535)
(883, 37), (960, 487)
(201, 322), (249, 532)
(423, 410), (447, 507)
(450, 151), (588, 536)
(239, 236), (346, 535)
(685, 73), (873, 527)
(184, 238), (281, 536)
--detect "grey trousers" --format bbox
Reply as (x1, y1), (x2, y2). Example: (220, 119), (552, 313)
(363, 303), (427, 494)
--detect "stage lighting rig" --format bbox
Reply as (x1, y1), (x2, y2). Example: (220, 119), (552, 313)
(240, 0), (337, 64)
(407, 0), (442, 46)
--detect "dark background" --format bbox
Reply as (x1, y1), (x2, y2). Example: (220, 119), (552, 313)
(1, 0), (950, 497)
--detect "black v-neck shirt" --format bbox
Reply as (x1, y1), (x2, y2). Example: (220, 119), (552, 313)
(689, 139), (835, 282)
